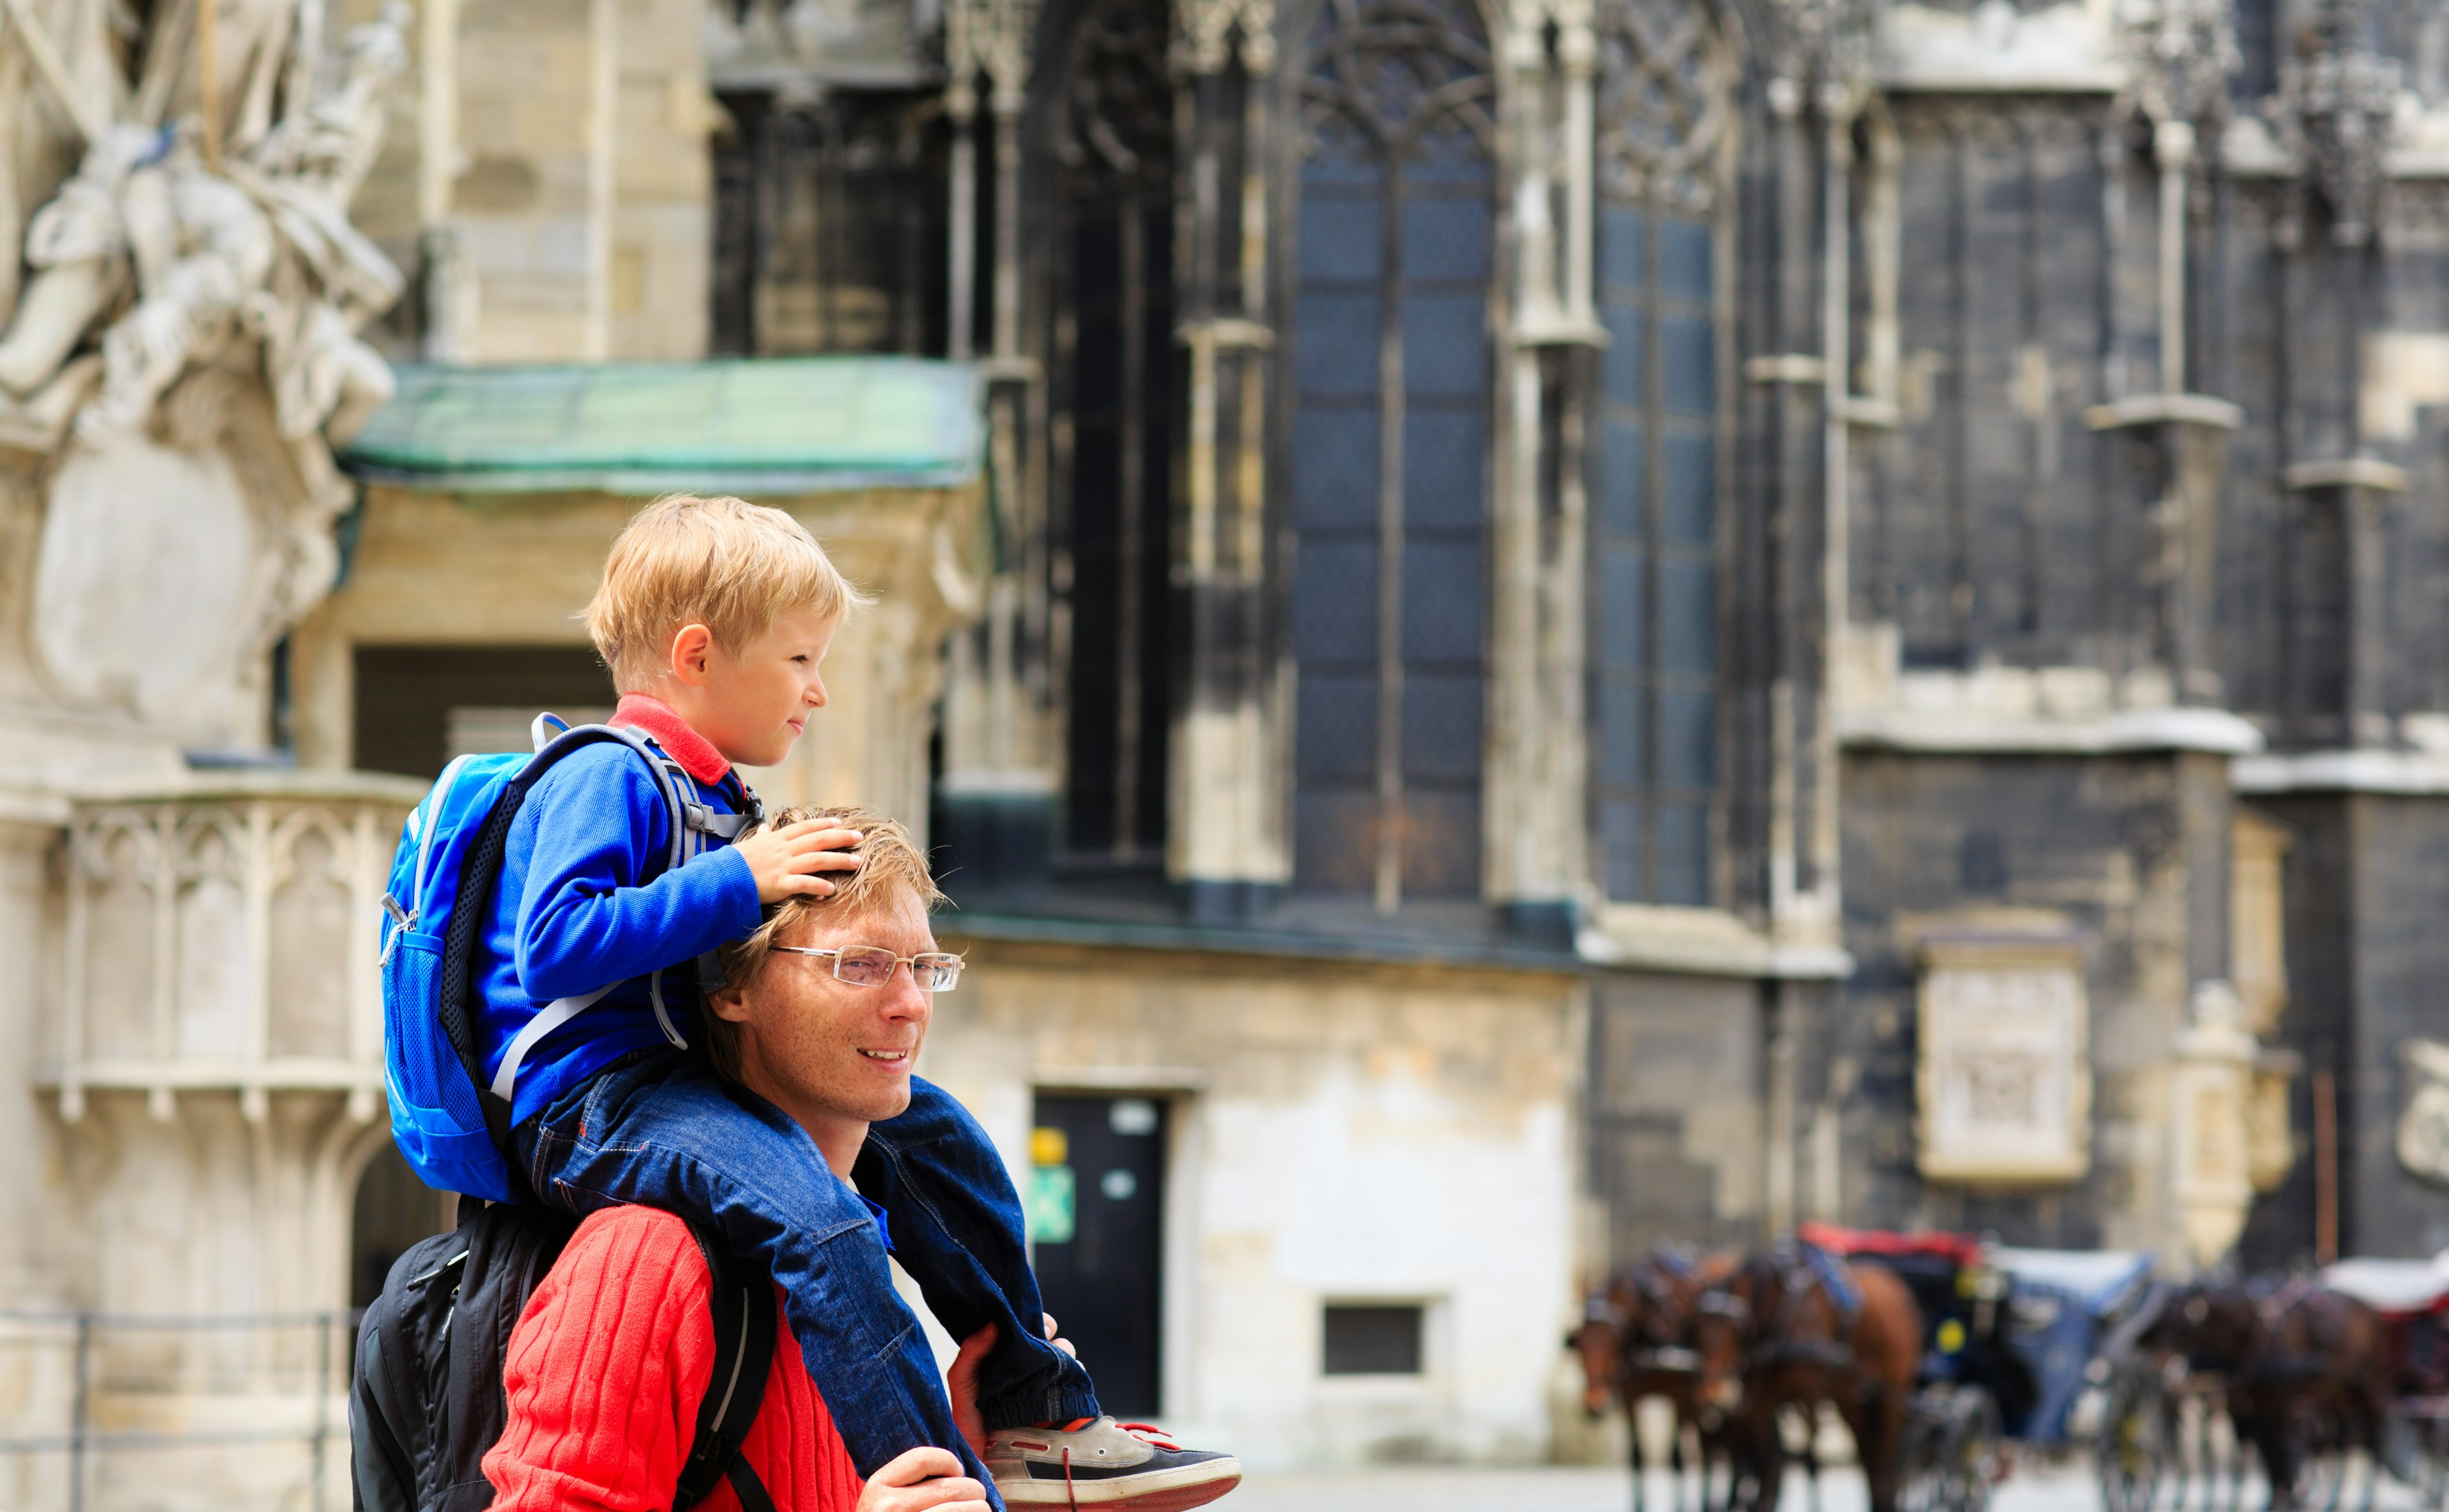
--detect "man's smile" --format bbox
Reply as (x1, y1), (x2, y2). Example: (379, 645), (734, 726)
(858, 1048), (911, 1063)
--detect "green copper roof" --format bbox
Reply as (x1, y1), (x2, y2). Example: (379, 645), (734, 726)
(342, 358), (985, 494)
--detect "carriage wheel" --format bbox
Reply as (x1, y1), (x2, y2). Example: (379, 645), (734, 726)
(2415, 1414), (2449, 1511)
(1939, 1386), (2003, 1512)
(2098, 1370), (2170, 1512)
(1901, 1395), (1950, 1512)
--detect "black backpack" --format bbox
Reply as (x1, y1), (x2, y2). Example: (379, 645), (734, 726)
(351, 1200), (780, 1512)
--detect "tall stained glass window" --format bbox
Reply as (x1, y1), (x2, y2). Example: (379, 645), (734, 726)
(1591, 0), (1728, 907)
(1288, 0), (1496, 909)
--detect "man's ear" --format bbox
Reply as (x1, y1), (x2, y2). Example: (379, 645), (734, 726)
(668, 624), (716, 687)
(705, 983), (753, 1024)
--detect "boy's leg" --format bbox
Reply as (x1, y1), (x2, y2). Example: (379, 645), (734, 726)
(515, 1053), (997, 1496)
(852, 1076), (1099, 1432)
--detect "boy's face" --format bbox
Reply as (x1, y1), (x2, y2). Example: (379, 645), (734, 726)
(686, 603), (840, 768)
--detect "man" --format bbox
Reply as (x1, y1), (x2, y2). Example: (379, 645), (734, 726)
(482, 805), (1233, 1512)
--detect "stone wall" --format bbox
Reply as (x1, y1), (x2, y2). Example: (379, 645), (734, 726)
(428, 0), (712, 362)
(920, 936), (1585, 1467)
(1834, 750), (2232, 1254)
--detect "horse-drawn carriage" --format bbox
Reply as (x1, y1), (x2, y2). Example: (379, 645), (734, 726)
(1575, 1228), (2157, 1512)
(2325, 1253), (2449, 1507)
(1804, 1225), (2159, 1512)
(2089, 1258), (2449, 1512)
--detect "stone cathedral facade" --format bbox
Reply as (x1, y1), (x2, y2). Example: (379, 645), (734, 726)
(8, 0), (2449, 1500)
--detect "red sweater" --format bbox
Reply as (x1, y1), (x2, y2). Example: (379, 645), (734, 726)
(485, 1207), (865, 1512)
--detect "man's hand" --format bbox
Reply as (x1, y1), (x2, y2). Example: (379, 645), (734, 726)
(947, 1324), (996, 1457)
(946, 1315), (1078, 1458)
(856, 1448), (990, 1512)
(732, 820), (864, 903)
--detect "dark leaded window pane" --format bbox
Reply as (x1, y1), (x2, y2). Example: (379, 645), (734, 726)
(1654, 804), (1710, 907)
(1402, 541), (1485, 663)
(1404, 413), (1487, 529)
(1659, 315), (1714, 415)
(1301, 197), (1386, 279)
(1297, 294), (1383, 395)
(1600, 420), (1647, 537)
(1402, 296), (1490, 395)
(1295, 791), (1379, 892)
(1294, 541), (1380, 659)
(1658, 557), (1716, 674)
(1402, 790), (1482, 897)
(1601, 800), (1645, 902)
(1404, 198), (1494, 280)
(1297, 675), (1379, 779)
(1601, 205), (1645, 297)
(1656, 687), (1715, 791)
(1659, 216), (1713, 302)
(1295, 409), (1383, 527)
(1591, 56), (1721, 909)
(1290, 0), (1494, 904)
(1598, 548), (1647, 671)
(1661, 431), (1713, 545)
(1598, 681), (1646, 785)
(1403, 675), (1484, 779)
(1602, 305), (1646, 405)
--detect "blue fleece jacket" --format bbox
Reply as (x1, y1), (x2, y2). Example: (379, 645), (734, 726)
(478, 742), (764, 1126)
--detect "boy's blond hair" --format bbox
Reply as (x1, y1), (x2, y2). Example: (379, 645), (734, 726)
(584, 494), (869, 691)
(705, 805), (944, 1083)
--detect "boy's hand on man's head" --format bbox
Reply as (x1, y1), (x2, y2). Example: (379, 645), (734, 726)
(734, 819), (865, 903)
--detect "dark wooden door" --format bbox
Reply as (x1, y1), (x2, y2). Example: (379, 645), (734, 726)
(1030, 1093), (1167, 1414)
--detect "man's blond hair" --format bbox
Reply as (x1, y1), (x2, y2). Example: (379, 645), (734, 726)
(584, 494), (870, 691)
(704, 805), (945, 1083)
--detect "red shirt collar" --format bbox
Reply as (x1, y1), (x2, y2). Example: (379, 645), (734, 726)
(612, 694), (733, 787)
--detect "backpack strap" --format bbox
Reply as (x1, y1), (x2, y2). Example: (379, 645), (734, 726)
(674, 1222), (779, 1512)
(483, 722), (740, 1107)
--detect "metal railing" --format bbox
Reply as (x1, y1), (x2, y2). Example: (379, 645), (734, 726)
(0, 1307), (360, 1512)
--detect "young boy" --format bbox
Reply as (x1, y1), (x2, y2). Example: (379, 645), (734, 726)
(480, 495), (1237, 1509)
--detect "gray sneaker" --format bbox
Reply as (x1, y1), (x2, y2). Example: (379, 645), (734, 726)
(985, 1416), (1242, 1509)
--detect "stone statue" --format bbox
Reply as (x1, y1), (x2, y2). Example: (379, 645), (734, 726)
(0, 0), (409, 749)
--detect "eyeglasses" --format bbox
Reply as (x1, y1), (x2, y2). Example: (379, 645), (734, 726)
(770, 944), (964, 992)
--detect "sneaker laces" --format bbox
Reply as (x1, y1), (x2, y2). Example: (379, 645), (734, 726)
(1113, 1421), (1182, 1451)
(1054, 1424), (1180, 1512)
(1050, 1417), (1181, 1451)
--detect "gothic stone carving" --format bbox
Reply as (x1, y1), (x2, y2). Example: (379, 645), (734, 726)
(2272, 0), (2402, 246)
(0, 3), (408, 745)
(2111, 0), (2239, 129)
(1915, 932), (2092, 1184)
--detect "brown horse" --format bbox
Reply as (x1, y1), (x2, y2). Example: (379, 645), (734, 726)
(2155, 1279), (2395, 1511)
(1689, 1245), (1923, 1512)
(1572, 1247), (1739, 1512)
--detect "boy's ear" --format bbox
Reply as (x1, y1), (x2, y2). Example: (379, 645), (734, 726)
(668, 623), (716, 686)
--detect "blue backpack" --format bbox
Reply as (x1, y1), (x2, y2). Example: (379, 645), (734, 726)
(377, 716), (763, 1201)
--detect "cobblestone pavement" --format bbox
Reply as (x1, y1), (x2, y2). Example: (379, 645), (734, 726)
(1228, 1455), (2432, 1512)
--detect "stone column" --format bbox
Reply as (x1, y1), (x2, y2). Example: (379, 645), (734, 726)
(1163, 9), (1286, 920)
(1488, 14), (1598, 945)
(936, 0), (1061, 886)
(2282, 458), (2406, 748)
(2085, 395), (2243, 707)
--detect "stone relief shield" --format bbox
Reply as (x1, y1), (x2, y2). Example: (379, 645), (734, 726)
(1915, 934), (2092, 1183)
(2397, 1039), (2449, 1187)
